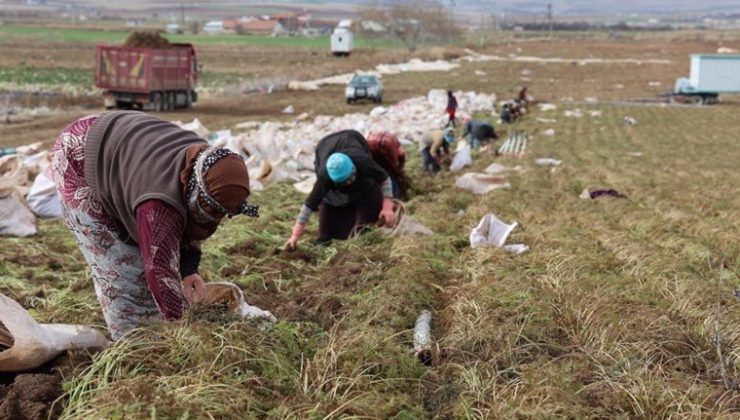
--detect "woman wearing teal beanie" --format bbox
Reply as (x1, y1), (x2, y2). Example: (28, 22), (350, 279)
(285, 130), (395, 250)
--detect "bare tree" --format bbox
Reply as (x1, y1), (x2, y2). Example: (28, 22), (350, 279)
(360, 0), (461, 52)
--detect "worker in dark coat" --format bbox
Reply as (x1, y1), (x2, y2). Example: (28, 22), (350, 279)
(285, 130), (395, 250)
(463, 118), (498, 149)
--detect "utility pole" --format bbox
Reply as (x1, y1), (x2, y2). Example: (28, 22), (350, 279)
(180, 3), (185, 25)
(547, 3), (553, 39)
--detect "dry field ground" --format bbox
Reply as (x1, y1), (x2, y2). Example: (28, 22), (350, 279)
(2, 26), (740, 419)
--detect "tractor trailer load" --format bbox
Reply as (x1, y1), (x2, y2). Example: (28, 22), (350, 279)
(95, 33), (198, 111)
(674, 54), (740, 104)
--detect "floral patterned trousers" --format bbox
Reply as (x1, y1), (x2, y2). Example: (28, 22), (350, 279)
(50, 115), (161, 340)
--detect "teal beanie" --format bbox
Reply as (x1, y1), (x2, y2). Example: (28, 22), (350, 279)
(326, 153), (355, 183)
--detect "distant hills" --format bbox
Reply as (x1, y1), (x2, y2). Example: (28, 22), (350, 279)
(330, 0), (740, 16)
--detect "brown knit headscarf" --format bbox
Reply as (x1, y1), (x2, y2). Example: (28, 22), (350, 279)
(180, 145), (250, 240)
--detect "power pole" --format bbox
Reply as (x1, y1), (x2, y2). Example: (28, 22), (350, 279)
(547, 3), (553, 39)
(180, 3), (185, 25)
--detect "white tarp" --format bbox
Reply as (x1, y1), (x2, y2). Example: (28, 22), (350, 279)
(288, 58), (460, 91)
(455, 173), (510, 195)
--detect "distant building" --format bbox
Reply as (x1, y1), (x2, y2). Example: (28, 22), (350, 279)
(165, 23), (182, 34)
(361, 20), (385, 32)
(237, 19), (285, 36)
(203, 20), (226, 34)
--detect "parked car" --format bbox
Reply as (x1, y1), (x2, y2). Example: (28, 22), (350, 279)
(345, 74), (383, 104)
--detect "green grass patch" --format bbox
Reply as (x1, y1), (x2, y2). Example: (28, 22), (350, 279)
(0, 24), (401, 49)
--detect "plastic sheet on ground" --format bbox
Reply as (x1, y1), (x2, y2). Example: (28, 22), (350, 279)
(538, 103), (557, 112)
(0, 293), (110, 373)
(503, 244), (529, 255)
(470, 213), (518, 248)
(288, 57), (460, 91)
(484, 163), (508, 175)
(565, 109), (583, 118)
(535, 158), (563, 167)
(460, 50), (672, 65)
(542, 129), (555, 137)
(455, 173), (510, 195)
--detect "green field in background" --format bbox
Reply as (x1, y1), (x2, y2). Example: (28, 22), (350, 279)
(0, 24), (400, 48)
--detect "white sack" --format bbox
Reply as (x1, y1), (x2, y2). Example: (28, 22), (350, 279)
(293, 175), (316, 194)
(450, 143), (472, 172)
(0, 294), (110, 372)
(470, 214), (518, 248)
(176, 118), (210, 138)
(27, 169), (62, 218)
(203, 283), (276, 323)
(455, 173), (510, 195)
(383, 215), (433, 236)
(0, 189), (37, 237)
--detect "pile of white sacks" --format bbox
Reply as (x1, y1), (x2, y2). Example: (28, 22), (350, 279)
(182, 89), (496, 194)
(0, 144), (59, 237)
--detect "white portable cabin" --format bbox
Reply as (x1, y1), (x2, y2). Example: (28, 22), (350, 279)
(675, 54), (740, 95)
(331, 27), (353, 57)
(203, 21), (225, 34)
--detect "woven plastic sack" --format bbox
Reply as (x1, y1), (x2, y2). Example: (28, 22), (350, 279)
(0, 294), (110, 373)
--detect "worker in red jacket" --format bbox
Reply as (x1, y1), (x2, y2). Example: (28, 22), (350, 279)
(445, 90), (458, 128)
(366, 131), (407, 200)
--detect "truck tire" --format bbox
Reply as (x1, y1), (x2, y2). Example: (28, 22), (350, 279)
(152, 92), (163, 112)
(166, 91), (175, 111)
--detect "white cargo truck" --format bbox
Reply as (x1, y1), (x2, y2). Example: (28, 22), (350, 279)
(674, 54), (740, 104)
(331, 27), (353, 57)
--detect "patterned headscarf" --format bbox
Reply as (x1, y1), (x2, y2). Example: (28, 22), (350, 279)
(186, 147), (259, 224)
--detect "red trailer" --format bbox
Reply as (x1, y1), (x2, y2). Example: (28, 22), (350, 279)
(95, 43), (198, 111)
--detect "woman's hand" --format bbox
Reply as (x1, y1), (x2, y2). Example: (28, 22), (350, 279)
(183, 273), (207, 304)
(378, 198), (395, 228)
(284, 222), (305, 252)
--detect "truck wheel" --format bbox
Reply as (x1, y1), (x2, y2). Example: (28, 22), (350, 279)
(346, 98), (352, 105)
(153, 93), (163, 112)
(167, 92), (176, 111)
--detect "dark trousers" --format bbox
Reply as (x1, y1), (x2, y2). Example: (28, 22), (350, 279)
(317, 184), (383, 241)
(421, 147), (440, 173)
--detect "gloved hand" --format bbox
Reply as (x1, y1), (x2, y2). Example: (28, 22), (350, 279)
(284, 222), (305, 251)
(378, 198), (395, 228)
